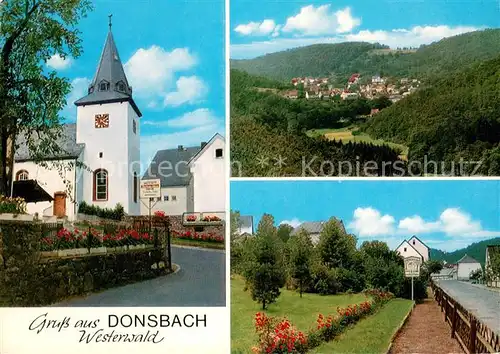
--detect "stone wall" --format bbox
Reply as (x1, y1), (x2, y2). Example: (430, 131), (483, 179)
(0, 221), (168, 306)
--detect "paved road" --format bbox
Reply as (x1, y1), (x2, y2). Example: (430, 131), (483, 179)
(436, 280), (500, 333)
(55, 246), (226, 307)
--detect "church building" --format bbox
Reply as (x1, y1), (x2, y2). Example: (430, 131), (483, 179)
(13, 23), (141, 220)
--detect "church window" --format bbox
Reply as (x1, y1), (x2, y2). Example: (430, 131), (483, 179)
(172, 195), (177, 201)
(215, 148), (223, 158)
(133, 120), (137, 134)
(99, 152), (103, 158)
(16, 170), (29, 181)
(163, 195), (169, 202)
(99, 81), (110, 91)
(93, 169), (108, 201)
(117, 82), (126, 92)
(133, 172), (138, 203)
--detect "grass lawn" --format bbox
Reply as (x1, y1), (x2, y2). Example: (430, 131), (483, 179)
(310, 298), (414, 354)
(231, 276), (368, 354)
(307, 126), (409, 160)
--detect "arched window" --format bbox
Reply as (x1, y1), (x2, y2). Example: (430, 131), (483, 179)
(16, 170), (29, 181)
(93, 169), (108, 201)
(133, 172), (138, 203)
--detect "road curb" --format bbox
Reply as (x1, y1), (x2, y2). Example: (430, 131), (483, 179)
(385, 301), (415, 354)
(172, 244), (225, 253)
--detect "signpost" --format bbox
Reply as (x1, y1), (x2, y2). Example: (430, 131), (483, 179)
(404, 256), (422, 301)
(140, 179), (161, 230)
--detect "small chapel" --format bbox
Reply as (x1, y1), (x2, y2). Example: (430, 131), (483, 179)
(13, 20), (141, 220)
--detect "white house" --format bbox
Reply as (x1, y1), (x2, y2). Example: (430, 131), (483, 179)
(13, 24), (141, 220)
(141, 133), (225, 217)
(396, 236), (430, 262)
(456, 254), (482, 281)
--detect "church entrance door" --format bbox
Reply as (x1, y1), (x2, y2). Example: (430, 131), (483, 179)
(53, 192), (66, 218)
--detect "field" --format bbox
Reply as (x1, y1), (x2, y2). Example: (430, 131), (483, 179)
(231, 275), (368, 354)
(310, 298), (413, 353)
(307, 127), (409, 160)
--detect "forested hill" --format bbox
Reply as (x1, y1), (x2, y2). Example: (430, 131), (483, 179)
(431, 238), (500, 266)
(363, 54), (500, 175)
(231, 29), (500, 81)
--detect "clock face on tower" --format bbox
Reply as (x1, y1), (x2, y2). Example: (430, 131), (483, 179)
(95, 114), (109, 128)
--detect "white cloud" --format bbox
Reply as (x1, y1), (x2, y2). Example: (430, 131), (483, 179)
(163, 76), (208, 107)
(142, 108), (218, 128)
(230, 25), (480, 59)
(46, 54), (73, 70)
(235, 19), (279, 36)
(397, 208), (500, 238)
(280, 218), (303, 228)
(124, 46), (197, 97)
(61, 77), (90, 121)
(348, 207), (395, 237)
(282, 5), (360, 35)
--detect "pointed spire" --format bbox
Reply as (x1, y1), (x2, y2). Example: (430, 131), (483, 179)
(74, 18), (142, 117)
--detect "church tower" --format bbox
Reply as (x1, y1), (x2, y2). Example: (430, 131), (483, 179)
(75, 18), (141, 216)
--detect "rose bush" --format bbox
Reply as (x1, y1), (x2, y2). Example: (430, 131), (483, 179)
(252, 313), (307, 354)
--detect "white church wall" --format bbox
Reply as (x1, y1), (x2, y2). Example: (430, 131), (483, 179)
(127, 104), (141, 215)
(13, 159), (78, 220)
(76, 102), (137, 215)
(408, 236), (429, 261)
(190, 136), (225, 213)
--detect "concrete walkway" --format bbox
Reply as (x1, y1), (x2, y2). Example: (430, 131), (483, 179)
(54, 246), (226, 307)
(436, 280), (500, 334)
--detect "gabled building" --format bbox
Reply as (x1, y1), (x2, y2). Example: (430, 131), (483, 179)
(456, 254), (482, 281)
(141, 133), (225, 216)
(291, 218), (346, 245)
(395, 235), (430, 262)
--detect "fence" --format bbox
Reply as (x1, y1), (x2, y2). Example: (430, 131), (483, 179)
(431, 280), (500, 353)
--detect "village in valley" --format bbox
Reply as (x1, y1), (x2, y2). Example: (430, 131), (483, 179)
(283, 73), (421, 109)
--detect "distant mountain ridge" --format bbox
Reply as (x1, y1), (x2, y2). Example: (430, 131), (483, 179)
(430, 237), (500, 266)
(231, 29), (500, 81)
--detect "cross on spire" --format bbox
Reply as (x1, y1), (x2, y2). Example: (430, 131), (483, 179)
(108, 14), (113, 30)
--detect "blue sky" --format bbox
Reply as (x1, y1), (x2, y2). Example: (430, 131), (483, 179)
(230, 0), (500, 58)
(48, 0), (225, 170)
(231, 180), (500, 252)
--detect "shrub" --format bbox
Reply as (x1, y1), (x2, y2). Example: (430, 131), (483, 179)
(171, 230), (224, 243)
(78, 201), (124, 221)
(0, 195), (26, 214)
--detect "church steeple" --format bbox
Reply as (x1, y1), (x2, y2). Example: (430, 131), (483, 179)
(74, 18), (141, 117)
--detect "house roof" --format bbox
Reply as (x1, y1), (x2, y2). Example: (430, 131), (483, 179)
(74, 28), (141, 117)
(457, 254), (480, 264)
(238, 215), (253, 232)
(291, 218), (345, 236)
(12, 179), (53, 203)
(14, 124), (85, 162)
(142, 145), (201, 187)
(395, 239), (424, 259)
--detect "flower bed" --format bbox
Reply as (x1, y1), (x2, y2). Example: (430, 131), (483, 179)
(252, 291), (394, 353)
(171, 230), (224, 243)
(185, 214), (197, 222)
(202, 215), (221, 222)
(40, 227), (154, 252)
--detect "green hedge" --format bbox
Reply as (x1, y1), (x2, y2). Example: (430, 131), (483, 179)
(78, 201), (124, 221)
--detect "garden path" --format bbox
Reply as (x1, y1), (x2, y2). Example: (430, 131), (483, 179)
(54, 245), (225, 307)
(389, 289), (464, 354)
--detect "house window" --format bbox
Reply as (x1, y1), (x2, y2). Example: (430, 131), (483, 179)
(16, 170), (29, 181)
(133, 120), (137, 134)
(404, 247), (407, 252)
(163, 195), (169, 202)
(413, 240), (415, 245)
(172, 195), (177, 201)
(215, 148), (223, 158)
(157, 197), (161, 202)
(93, 169), (108, 201)
(133, 172), (138, 203)
(99, 152), (103, 158)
